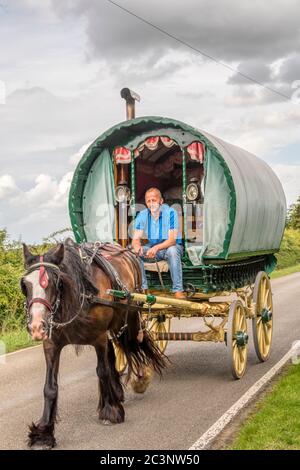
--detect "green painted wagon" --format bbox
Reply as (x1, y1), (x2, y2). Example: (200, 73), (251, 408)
(69, 89), (286, 379)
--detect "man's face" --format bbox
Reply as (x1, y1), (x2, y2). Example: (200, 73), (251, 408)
(145, 190), (163, 215)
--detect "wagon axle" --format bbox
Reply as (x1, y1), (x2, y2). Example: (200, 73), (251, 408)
(261, 308), (273, 323)
(234, 330), (249, 347)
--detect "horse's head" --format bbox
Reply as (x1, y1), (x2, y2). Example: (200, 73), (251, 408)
(21, 243), (64, 341)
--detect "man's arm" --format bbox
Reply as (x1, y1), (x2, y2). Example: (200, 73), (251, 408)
(146, 208), (179, 258)
(145, 229), (177, 258)
(132, 229), (144, 255)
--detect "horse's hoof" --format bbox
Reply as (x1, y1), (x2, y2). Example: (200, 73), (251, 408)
(101, 419), (114, 426)
(29, 443), (53, 450)
(130, 366), (153, 394)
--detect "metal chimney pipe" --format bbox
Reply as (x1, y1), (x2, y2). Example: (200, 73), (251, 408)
(120, 88), (140, 120)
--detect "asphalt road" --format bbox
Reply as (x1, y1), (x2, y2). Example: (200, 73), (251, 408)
(1, 273), (300, 450)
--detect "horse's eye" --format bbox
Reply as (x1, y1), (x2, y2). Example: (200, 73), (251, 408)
(20, 280), (27, 296)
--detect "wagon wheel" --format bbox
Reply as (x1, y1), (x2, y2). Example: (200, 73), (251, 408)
(148, 316), (171, 353)
(252, 271), (273, 362)
(112, 341), (127, 375)
(227, 300), (248, 379)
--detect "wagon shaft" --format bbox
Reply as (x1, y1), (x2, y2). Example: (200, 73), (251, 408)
(107, 289), (230, 316)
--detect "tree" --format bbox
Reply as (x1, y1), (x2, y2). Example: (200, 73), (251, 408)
(287, 196), (300, 230)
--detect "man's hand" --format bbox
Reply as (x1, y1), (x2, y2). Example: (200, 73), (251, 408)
(133, 245), (143, 256)
(145, 245), (159, 259)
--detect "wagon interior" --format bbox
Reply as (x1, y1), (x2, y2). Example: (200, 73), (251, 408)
(114, 136), (205, 249)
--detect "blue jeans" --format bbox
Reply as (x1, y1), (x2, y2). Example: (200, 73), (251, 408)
(139, 244), (184, 292)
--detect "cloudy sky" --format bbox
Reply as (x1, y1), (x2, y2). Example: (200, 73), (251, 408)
(0, 0), (299, 243)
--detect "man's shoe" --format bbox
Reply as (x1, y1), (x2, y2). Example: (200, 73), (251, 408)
(174, 291), (186, 299)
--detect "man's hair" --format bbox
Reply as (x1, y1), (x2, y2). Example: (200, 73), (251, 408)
(145, 187), (162, 199)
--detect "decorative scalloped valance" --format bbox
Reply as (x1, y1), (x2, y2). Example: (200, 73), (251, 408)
(113, 136), (205, 164)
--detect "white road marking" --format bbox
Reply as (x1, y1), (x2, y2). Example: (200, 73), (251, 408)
(189, 348), (294, 450)
(4, 344), (41, 356)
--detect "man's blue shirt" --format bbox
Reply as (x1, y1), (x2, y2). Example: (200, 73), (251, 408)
(134, 204), (182, 247)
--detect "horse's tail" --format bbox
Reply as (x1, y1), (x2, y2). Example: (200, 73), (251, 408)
(116, 311), (168, 380)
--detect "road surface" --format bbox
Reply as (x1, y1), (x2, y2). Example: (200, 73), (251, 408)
(1, 273), (299, 450)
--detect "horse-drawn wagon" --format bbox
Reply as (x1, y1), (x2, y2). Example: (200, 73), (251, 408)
(69, 88), (286, 379)
(21, 89), (286, 448)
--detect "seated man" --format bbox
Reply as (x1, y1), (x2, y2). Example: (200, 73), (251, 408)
(132, 187), (185, 299)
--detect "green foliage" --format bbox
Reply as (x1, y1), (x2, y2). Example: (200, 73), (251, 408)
(43, 227), (73, 244)
(276, 228), (300, 269)
(270, 263), (300, 279)
(0, 229), (56, 332)
(287, 196), (300, 230)
(0, 229), (25, 331)
(1, 329), (39, 353)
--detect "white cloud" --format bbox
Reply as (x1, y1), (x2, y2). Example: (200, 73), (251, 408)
(69, 142), (93, 165)
(271, 164), (300, 207)
(0, 175), (17, 200)
(0, 171), (73, 242)
(11, 172), (73, 210)
(1, 0), (300, 242)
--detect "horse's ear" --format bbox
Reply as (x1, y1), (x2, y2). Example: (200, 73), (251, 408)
(22, 243), (32, 267)
(51, 243), (64, 266)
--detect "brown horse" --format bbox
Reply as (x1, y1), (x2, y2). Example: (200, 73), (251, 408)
(21, 239), (166, 449)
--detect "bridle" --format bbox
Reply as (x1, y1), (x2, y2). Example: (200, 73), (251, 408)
(22, 256), (61, 338)
(22, 256), (84, 339)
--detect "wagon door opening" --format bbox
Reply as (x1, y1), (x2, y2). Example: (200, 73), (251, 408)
(134, 136), (183, 245)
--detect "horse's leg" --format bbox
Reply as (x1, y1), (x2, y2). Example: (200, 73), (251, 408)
(130, 365), (154, 394)
(107, 339), (124, 403)
(94, 335), (125, 424)
(28, 339), (63, 449)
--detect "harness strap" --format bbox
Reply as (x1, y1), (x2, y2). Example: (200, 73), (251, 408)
(24, 262), (60, 276)
(28, 297), (53, 312)
(82, 244), (127, 292)
(84, 294), (142, 311)
(154, 258), (166, 291)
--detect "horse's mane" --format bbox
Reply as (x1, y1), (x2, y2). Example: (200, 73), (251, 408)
(44, 239), (99, 324)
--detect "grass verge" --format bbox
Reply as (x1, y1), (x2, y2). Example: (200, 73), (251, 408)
(270, 263), (300, 279)
(229, 364), (300, 450)
(0, 328), (39, 354)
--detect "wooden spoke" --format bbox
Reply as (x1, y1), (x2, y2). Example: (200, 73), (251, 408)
(227, 300), (248, 379)
(252, 271), (273, 362)
(148, 317), (171, 354)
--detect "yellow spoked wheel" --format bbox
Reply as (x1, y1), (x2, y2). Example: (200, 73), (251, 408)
(112, 341), (127, 375)
(148, 316), (171, 354)
(227, 300), (248, 379)
(252, 271), (273, 362)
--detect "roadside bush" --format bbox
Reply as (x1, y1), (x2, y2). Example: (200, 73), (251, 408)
(0, 230), (24, 331)
(275, 228), (300, 269)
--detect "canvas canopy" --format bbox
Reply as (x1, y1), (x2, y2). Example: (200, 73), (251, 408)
(69, 116), (286, 264)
